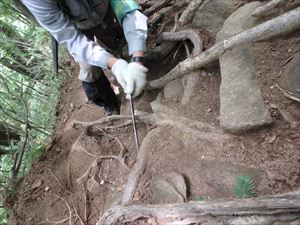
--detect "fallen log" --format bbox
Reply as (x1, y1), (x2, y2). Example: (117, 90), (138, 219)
(97, 190), (300, 225)
(146, 6), (300, 90)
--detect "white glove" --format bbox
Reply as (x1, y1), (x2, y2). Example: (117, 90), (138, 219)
(124, 62), (148, 98)
(111, 59), (128, 90)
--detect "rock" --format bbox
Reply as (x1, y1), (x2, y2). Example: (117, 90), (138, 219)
(279, 52), (300, 101)
(217, 2), (272, 133)
(200, 160), (263, 195)
(192, 0), (238, 34)
(181, 72), (200, 105)
(163, 79), (183, 100)
(150, 172), (187, 204)
(151, 93), (180, 115)
(108, 191), (123, 208)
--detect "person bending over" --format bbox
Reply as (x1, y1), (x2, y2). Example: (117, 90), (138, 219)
(22, 0), (148, 115)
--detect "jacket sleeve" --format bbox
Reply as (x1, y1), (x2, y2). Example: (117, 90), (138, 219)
(122, 10), (148, 56)
(22, 0), (113, 69)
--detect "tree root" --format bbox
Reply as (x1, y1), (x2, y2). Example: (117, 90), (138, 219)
(146, 42), (177, 60)
(251, 0), (285, 17)
(76, 131), (130, 185)
(275, 84), (300, 103)
(39, 193), (73, 225)
(97, 190), (300, 225)
(157, 30), (203, 56)
(73, 113), (230, 143)
(73, 114), (133, 131)
(146, 7), (300, 90)
(73, 112), (231, 207)
(179, 0), (205, 25)
(121, 129), (157, 205)
(143, 0), (172, 17)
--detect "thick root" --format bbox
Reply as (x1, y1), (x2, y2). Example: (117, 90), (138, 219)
(251, 0), (285, 17)
(157, 30), (203, 56)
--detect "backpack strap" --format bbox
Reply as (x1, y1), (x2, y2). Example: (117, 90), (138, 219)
(59, 0), (109, 30)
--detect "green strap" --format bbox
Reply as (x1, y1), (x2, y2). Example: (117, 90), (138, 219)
(110, 0), (140, 24)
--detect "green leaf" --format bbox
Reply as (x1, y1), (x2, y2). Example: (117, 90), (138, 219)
(195, 195), (210, 202)
(233, 175), (256, 198)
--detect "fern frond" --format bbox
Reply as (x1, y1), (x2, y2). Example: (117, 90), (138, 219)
(233, 175), (256, 198)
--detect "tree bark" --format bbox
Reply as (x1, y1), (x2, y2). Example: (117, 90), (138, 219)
(0, 20), (37, 78)
(98, 190), (300, 225)
(0, 124), (20, 146)
(179, 0), (205, 25)
(251, 0), (285, 17)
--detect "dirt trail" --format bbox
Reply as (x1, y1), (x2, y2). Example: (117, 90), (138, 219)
(7, 4), (300, 225)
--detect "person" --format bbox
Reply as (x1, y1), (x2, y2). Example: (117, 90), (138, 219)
(22, 0), (148, 115)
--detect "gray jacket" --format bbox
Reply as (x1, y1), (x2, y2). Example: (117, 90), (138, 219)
(22, 0), (148, 69)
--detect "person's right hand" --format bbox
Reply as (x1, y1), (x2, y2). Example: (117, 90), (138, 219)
(124, 62), (148, 98)
(111, 59), (128, 91)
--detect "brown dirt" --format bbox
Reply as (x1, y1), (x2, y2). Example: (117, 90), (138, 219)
(6, 4), (300, 225)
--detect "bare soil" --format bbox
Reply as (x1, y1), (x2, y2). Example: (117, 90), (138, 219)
(6, 4), (300, 225)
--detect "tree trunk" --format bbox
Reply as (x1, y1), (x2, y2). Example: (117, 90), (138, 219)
(0, 20), (38, 78)
(98, 190), (300, 225)
(0, 124), (20, 146)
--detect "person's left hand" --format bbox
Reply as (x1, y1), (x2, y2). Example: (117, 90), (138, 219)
(124, 62), (148, 98)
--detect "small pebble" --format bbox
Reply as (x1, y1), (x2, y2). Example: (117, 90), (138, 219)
(45, 186), (50, 191)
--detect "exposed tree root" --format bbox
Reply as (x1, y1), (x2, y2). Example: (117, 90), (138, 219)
(73, 112), (231, 208)
(73, 114), (133, 131)
(97, 190), (300, 225)
(146, 42), (177, 60)
(39, 193), (73, 225)
(76, 132), (130, 185)
(143, 0), (172, 17)
(121, 129), (156, 205)
(157, 30), (203, 56)
(275, 84), (300, 103)
(146, 7), (300, 90)
(251, 0), (285, 17)
(179, 0), (205, 25)
(73, 113), (230, 143)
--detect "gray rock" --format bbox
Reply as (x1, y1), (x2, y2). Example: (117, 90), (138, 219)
(279, 52), (300, 101)
(192, 0), (238, 34)
(217, 2), (272, 133)
(150, 172), (187, 204)
(163, 79), (183, 100)
(216, 2), (263, 41)
(200, 160), (263, 195)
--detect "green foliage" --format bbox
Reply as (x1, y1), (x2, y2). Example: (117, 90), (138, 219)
(233, 175), (256, 198)
(0, 208), (6, 225)
(195, 195), (210, 202)
(0, 0), (68, 222)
